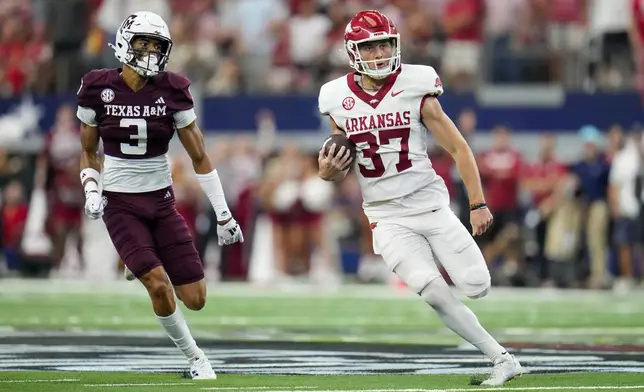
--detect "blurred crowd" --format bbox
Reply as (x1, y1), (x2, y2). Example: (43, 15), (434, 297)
(1, 104), (644, 293)
(1, 0), (643, 291)
(1, 0), (644, 95)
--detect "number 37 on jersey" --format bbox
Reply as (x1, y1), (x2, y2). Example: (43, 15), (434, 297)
(318, 64), (444, 202)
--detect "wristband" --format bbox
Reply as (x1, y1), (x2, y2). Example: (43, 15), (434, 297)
(470, 203), (487, 211)
(80, 168), (100, 186)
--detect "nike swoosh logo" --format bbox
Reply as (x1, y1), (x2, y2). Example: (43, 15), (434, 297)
(391, 90), (404, 97)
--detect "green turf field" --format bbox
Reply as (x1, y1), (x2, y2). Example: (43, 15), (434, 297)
(0, 280), (642, 392)
(1, 372), (644, 392)
(0, 280), (642, 344)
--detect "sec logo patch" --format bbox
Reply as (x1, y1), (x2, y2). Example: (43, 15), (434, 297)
(342, 97), (355, 110)
(101, 88), (115, 103)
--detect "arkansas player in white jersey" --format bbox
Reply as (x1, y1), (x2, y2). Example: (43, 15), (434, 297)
(318, 10), (522, 386)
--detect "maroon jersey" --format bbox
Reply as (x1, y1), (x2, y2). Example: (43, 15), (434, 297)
(76, 68), (196, 193)
(77, 68), (193, 159)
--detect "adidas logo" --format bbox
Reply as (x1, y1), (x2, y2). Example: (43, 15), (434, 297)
(155, 97), (165, 104)
(164, 191), (171, 199)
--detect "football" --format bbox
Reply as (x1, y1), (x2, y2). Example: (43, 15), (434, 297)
(322, 134), (357, 164)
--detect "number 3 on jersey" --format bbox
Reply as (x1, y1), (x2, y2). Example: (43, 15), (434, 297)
(349, 128), (412, 178)
(120, 118), (147, 155)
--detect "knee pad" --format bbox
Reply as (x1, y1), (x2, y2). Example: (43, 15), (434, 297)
(467, 286), (489, 299)
(461, 266), (491, 299)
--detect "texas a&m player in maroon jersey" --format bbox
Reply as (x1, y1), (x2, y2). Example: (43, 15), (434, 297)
(76, 11), (243, 379)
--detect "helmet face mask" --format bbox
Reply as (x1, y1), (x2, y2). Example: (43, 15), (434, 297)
(109, 12), (173, 77)
(348, 37), (399, 79)
(127, 35), (172, 76)
(345, 10), (401, 80)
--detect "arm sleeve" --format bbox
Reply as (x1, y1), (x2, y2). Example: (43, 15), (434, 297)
(167, 72), (196, 128)
(76, 71), (100, 126)
(77, 106), (98, 127)
(173, 109), (197, 129)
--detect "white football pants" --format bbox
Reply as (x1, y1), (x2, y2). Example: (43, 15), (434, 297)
(371, 207), (491, 298)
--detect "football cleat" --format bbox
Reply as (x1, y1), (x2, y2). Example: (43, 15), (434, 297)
(190, 356), (217, 380)
(481, 353), (523, 386)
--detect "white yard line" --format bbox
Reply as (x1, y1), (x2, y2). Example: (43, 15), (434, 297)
(196, 388), (316, 390)
(0, 280), (414, 300)
(0, 379), (79, 383)
(4, 314), (644, 336)
(83, 382), (195, 387)
(500, 328), (644, 336)
(0, 279), (631, 302)
(1, 316), (430, 327)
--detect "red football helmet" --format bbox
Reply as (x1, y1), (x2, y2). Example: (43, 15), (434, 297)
(344, 10), (401, 79)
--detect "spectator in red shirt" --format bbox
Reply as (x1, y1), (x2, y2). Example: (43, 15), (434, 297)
(521, 134), (568, 282)
(524, 134), (568, 207)
(441, 0), (483, 90)
(0, 8), (51, 95)
(0, 15), (29, 95)
(479, 125), (523, 215)
(546, 0), (586, 72)
(1, 180), (28, 271)
(477, 125), (523, 273)
(35, 105), (84, 273)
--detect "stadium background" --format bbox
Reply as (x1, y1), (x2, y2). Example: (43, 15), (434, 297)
(1, 0), (643, 290)
(0, 1), (644, 389)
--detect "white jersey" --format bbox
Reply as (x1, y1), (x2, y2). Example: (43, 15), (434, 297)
(318, 64), (450, 220)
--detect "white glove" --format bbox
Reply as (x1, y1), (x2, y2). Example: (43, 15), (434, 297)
(84, 191), (107, 220)
(217, 217), (244, 246)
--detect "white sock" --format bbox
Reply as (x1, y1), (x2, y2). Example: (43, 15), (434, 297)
(421, 279), (507, 363)
(156, 307), (203, 361)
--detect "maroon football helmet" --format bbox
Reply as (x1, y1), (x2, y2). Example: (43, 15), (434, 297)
(344, 10), (401, 79)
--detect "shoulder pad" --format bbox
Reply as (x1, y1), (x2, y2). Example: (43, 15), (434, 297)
(80, 69), (113, 89)
(163, 71), (191, 91)
(160, 72), (194, 111)
(318, 75), (347, 116)
(77, 69), (115, 108)
(403, 64), (443, 97)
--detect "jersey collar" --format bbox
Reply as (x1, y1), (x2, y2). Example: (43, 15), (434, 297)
(346, 68), (401, 109)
